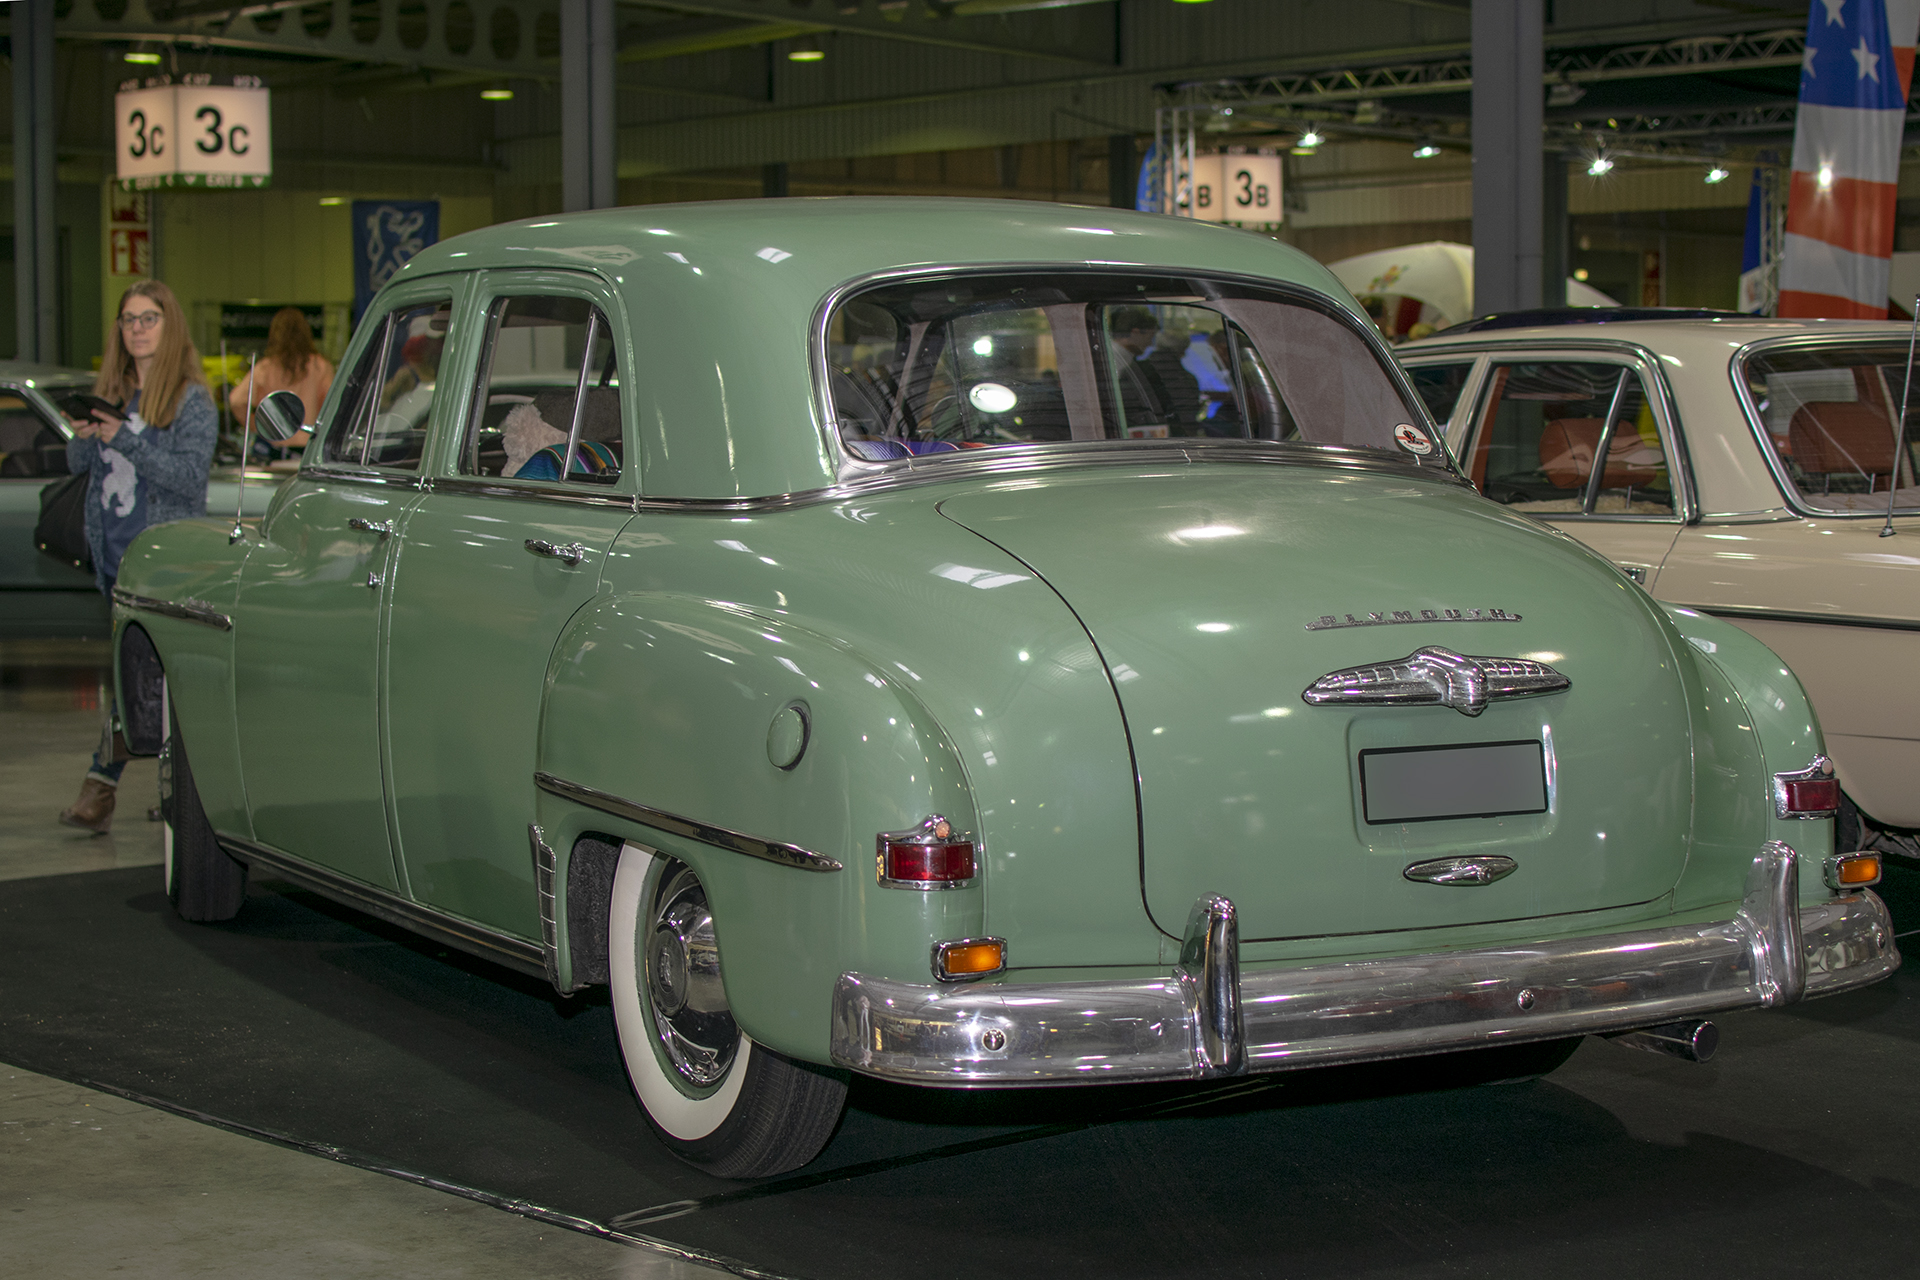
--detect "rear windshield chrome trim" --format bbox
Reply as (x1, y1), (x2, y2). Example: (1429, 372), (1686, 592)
(426, 476), (637, 509)
(809, 262), (1456, 485)
(111, 587), (232, 632)
(534, 770), (843, 873)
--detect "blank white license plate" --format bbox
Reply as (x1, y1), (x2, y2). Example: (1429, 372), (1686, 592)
(1359, 740), (1547, 825)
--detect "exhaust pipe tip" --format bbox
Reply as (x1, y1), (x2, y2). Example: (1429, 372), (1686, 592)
(1605, 1019), (1719, 1063)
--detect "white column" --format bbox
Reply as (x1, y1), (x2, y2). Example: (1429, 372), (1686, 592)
(1471, 1), (1544, 317)
(561, 0), (617, 212)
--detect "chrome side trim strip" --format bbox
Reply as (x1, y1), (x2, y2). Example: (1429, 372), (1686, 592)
(533, 771), (842, 873)
(1688, 603), (1920, 633)
(215, 832), (546, 979)
(830, 845), (1900, 1086)
(298, 465), (426, 489)
(110, 587), (232, 632)
(428, 475), (637, 509)
(528, 823), (582, 996)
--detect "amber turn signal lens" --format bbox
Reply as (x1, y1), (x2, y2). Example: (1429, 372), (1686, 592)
(1836, 854), (1881, 886)
(932, 937), (1006, 981)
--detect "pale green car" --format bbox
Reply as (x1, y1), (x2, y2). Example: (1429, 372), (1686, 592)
(110, 200), (1899, 1179)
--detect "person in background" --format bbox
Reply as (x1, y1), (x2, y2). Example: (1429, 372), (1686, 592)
(59, 280), (218, 835)
(229, 306), (333, 453)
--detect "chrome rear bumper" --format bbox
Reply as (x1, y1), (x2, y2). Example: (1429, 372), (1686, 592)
(829, 842), (1899, 1085)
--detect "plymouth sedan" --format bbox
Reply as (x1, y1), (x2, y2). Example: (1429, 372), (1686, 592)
(110, 202), (1898, 1179)
(1401, 313), (1920, 858)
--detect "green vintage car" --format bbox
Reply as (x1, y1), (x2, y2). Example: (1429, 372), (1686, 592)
(110, 199), (1898, 1179)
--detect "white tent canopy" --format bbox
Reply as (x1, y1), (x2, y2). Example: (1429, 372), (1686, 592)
(1326, 241), (1618, 329)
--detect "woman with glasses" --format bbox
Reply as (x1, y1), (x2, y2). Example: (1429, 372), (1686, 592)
(58, 280), (217, 835)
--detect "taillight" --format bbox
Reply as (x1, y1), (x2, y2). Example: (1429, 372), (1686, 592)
(1773, 756), (1839, 819)
(877, 815), (977, 888)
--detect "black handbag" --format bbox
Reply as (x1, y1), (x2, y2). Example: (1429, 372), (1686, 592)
(35, 470), (93, 573)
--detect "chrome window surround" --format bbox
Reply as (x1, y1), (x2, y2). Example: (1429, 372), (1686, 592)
(1773, 753), (1839, 819)
(534, 770), (842, 873)
(1824, 851), (1882, 892)
(830, 842), (1899, 1086)
(932, 937), (1007, 983)
(1728, 332), (1920, 522)
(876, 814), (978, 890)
(110, 587), (232, 632)
(809, 263), (1457, 487)
(1407, 337), (1700, 524)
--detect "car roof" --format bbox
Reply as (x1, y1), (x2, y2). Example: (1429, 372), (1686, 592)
(1443, 307), (1749, 332)
(1402, 314), (1919, 352)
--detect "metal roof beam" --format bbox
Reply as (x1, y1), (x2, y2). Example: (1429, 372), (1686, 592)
(624, 0), (1114, 65)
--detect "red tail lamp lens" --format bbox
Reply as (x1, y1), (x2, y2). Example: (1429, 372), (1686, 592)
(1781, 777), (1839, 815)
(881, 839), (976, 884)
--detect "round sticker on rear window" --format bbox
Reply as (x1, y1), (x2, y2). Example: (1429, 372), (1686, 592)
(1393, 423), (1434, 456)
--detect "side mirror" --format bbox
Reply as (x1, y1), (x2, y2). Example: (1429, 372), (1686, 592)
(253, 390), (306, 444)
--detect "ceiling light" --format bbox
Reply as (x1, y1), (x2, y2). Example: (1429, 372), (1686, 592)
(788, 37), (825, 61)
(480, 87), (513, 100)
(124, 50), (163, 64)
(1574, 268), (1590, 281)
(1705, 166), (1730, 184)
(318, 196), (345, 206)
(1298, 129), (1323, 149)
(1587, 155), (1614, 176)
(1413, 143), (1441, 159)
(1817, 162), (1835, 191)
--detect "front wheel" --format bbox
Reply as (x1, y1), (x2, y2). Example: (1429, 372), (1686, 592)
(161, 688), (248, 922)
(608, 843), (847, 1178)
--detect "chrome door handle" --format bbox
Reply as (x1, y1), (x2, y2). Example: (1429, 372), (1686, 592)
(349, 518), (393, 537)
(526, 539), (588, 566)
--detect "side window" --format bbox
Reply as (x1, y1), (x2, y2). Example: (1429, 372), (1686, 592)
(0, 392), (67, 478)
(1406, 362), (1475, 428)
(320, 297), (452, 471)
(461, 295), (622, 484)
(1468, 361), (1673, 517)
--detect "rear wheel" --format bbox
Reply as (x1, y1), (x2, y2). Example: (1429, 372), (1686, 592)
(608, 843), (847, 1178)
(161, 689), (248, 922)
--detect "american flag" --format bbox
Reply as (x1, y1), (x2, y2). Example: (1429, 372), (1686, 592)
(1778, 0), (1920, 318)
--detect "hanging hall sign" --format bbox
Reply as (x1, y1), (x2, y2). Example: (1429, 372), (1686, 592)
(1189, 152), (1282, 228)
(115, 75), (271, 190)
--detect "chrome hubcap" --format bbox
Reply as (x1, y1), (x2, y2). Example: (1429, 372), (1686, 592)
(644, 865), (738, 1088)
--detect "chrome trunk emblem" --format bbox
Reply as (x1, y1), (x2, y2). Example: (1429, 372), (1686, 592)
(1302, 646), (1569, 716)
(1305, 607), (1520, 632)
(1404, 856), (1519, 885)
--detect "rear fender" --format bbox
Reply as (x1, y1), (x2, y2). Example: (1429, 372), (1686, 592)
(1662, 605), (1832, 910)
(535, 591), (981, 1064)
(111, 519), (250, 834)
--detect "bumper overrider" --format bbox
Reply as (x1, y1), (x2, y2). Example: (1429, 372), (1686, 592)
(829, 842), (1899, 1085)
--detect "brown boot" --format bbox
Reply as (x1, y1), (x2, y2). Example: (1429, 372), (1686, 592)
(59, 777), (117, 835)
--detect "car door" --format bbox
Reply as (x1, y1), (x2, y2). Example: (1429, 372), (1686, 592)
(1453, 351), (1686, 588)
(382, 272), (636, 935)
(232, 280), (467, 889)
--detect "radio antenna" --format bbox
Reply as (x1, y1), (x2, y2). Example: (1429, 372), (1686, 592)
(230, 353), (256, 545)
(1885, 294), (1918, 538)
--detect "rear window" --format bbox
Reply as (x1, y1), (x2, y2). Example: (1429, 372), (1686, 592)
(1740, 343), (1920, 514)
(824, 272), (1428, 463)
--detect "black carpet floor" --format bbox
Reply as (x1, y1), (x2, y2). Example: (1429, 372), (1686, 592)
(2, 862), (1915, 1279)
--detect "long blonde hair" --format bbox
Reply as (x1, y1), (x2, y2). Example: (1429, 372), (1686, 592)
(95, 280), (204, 428)
(264, 306), (319, 383)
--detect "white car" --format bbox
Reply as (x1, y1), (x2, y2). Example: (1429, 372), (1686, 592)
(1401, 312), (1920, 856)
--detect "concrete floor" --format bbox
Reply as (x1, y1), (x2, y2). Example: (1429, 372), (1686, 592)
(0, 640), (720, 1279)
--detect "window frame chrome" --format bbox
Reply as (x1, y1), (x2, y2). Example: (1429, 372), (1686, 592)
(1408, 337), (1700, 524)
(1727, 331), (1920, 522)
(809, 262), (1456, 488)
(309, 273), (471, 479)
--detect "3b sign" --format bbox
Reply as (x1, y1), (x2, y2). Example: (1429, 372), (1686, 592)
(116, 76), (271, 190)
(1189, 153), (1282, 227)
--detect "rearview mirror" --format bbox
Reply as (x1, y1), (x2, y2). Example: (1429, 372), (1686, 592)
(253, 390), (305, 444)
